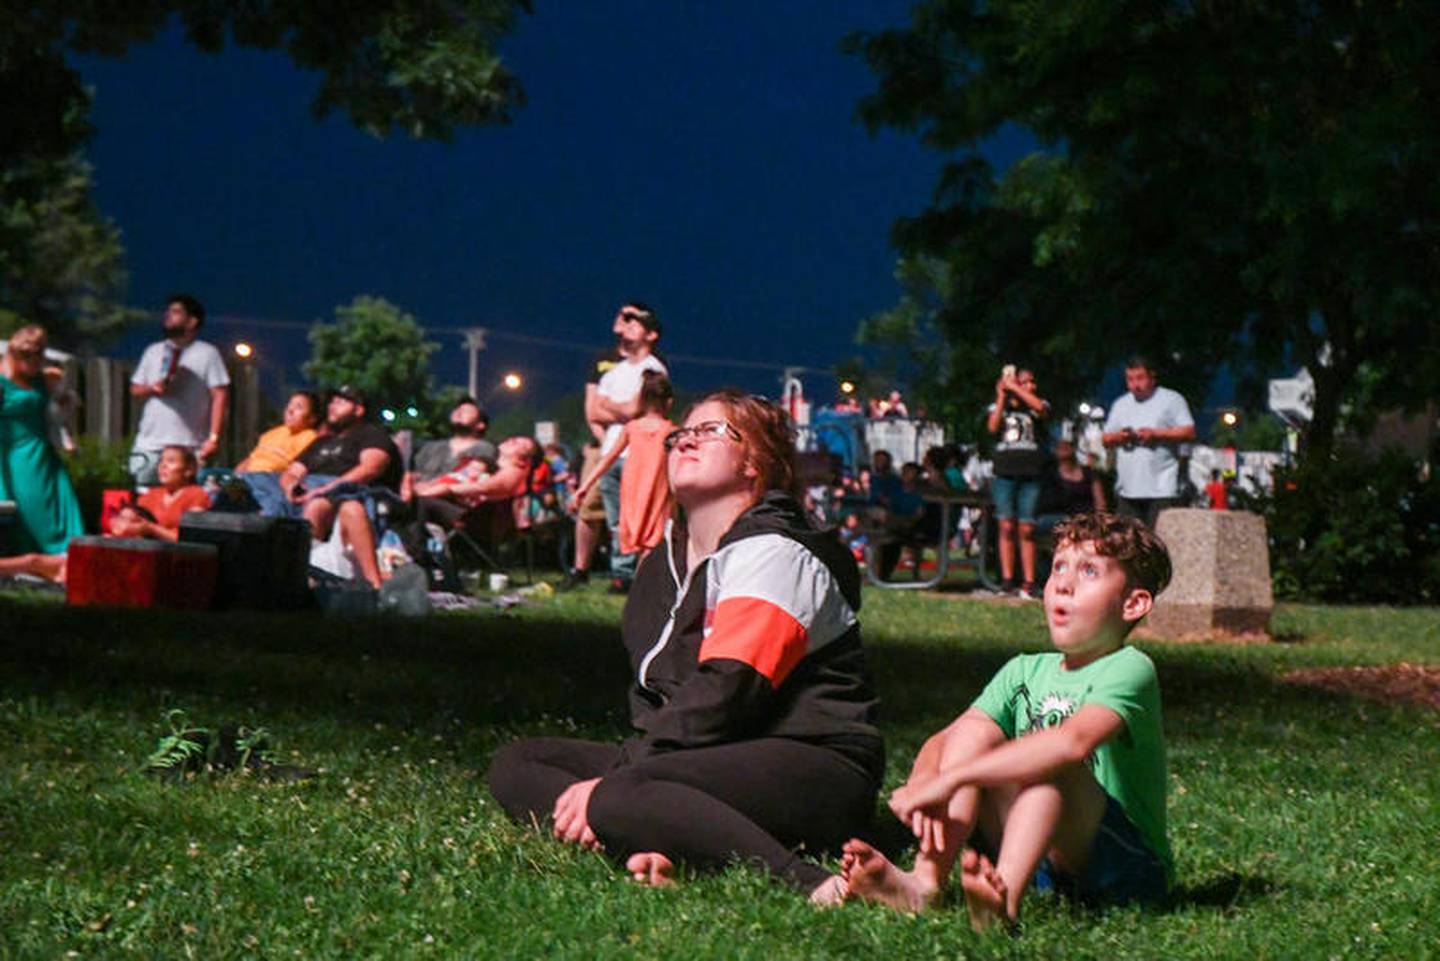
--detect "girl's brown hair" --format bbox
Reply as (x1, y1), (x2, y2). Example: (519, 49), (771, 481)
(638, 369), (674, 416)
(689, 388), (799, 500)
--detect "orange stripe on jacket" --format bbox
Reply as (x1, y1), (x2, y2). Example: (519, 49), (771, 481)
(698, 596), (809, 687)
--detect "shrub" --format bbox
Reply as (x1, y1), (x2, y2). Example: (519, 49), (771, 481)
(1237, 448), (1440, 603)
(64, 435), (131, 534)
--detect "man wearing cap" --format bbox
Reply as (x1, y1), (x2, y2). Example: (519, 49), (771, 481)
(277, 386), (403, 588)
(128, 294), (230, 483)
(561, 302), (666, 593)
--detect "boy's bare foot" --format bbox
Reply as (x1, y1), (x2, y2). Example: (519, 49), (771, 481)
(625, 852), (675, 887)
(840, 838), (938, 913)
(808, 874), (847, 908)
(959, 849), (1010, 932)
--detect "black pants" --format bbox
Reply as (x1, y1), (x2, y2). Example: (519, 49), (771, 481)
(486, 736), (881, 891)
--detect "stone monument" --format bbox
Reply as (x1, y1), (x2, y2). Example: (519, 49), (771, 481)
(1145, 508), (1273, 640)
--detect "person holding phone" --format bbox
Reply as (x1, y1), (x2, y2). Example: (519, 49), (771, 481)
(985, 366), (1049, 599)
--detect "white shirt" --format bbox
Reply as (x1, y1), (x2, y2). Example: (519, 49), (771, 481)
(597, 353), (666, 455)
(1103, 385), (1194, 499)
(130, 338), (230, 449)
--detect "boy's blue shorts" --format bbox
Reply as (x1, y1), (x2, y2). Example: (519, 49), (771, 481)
(1032, 791), (1169, 907)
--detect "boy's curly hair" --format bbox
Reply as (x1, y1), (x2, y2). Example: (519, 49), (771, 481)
(1052, 512), (1172, 596)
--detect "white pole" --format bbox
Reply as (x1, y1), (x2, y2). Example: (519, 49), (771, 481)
(465, 329), (487, 398)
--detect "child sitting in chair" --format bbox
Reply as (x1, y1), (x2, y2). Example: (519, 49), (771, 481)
(111, 446), (211, 542)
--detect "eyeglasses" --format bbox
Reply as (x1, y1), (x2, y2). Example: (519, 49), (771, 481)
(663, 420), (742, 451)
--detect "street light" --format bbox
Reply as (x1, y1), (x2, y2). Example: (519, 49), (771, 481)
(1221, 410), (1240, 428)
(502, 372), (523, 391)
(233, 342), (254, 359)
(839, 380), (856, 395)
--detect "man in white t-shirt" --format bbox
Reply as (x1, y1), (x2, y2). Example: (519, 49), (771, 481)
(128, 294), (231, 484)
(1101, 357), (1195, 528)
(560, 302), (666, 593)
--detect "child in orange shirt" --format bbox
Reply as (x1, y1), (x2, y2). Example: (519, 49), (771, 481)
(573, 371), (674, 559)
(111, 445), (211, 542)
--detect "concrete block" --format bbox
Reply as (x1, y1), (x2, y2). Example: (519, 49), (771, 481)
(1144, 508), (1273, 641)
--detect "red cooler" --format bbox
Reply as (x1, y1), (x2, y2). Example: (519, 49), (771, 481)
(65, 536), (219, 610)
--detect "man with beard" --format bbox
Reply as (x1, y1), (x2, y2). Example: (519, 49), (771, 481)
(128, 294), (230, 484)
(560, 302), (666, 593)
(277, 385), (402, 588)
(402, 396), (497, 497)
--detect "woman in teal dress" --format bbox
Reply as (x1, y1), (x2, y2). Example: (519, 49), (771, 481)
(1, 325), (84, 579)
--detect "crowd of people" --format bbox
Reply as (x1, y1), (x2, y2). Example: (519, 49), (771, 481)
(0, 296), (547, 590)
(1, 289), (1200, 607)
(1, 297), (1215, 932)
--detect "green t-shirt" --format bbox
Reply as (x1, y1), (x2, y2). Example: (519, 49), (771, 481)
(971, 646), (1172, 879)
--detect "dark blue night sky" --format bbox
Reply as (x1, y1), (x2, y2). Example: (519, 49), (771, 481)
(76, 2), (1032, 415)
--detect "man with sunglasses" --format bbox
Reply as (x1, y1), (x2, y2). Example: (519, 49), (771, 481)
(561, 302), (666, 593)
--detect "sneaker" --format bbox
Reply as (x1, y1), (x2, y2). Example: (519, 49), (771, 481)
(607, 577), (631, 595)
(557, 569), (590, 592)
(1016, 583), (1039, 601)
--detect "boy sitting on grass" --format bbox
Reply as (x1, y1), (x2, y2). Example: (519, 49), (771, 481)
(839, 511), (1173, 929)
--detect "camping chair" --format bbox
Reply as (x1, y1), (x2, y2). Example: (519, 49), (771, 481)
(446, 457), (569, 586)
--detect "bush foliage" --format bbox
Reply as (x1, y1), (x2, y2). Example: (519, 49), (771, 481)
(1243, 448), (1440, 603)
(63, 434), (131, 533)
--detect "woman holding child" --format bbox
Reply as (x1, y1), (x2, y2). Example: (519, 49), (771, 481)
(488, 390), (883, 900)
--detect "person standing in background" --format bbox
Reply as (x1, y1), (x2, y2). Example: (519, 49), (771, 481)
(128, 294), (230, 484)
(1101, 358), (1196, 528)
(986, 367), (1049, 599)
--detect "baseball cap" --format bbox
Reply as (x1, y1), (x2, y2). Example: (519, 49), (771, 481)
(328, 384), (367, 406)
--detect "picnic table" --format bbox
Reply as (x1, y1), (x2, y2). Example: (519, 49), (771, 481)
(864, 490), (1003, 591)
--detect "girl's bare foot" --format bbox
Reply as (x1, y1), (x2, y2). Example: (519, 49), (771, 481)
(840, 838), (939, 913)
(959, 849), (1009, 932)
(625, 852), (676, 887)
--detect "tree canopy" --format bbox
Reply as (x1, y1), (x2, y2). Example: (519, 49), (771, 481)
(2, 0), (530, 347)
(0, 156), (144, 344)
(848, 1), (1440, 454)
(305, 296), (439, 415)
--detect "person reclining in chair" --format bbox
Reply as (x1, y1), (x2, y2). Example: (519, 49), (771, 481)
(277, 385), (402, 589)
(401, 396), (497, 502)
(411, 436), (539, 529)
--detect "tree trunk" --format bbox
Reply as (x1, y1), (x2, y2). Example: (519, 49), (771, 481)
(1303, 364), (1346, 460)
(1301, 297), (1359, 461)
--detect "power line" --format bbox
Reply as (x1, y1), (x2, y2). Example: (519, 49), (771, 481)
(208, 314), (833, 376)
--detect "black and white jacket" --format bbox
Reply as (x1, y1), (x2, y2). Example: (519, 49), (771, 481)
(616, 492), (882, 772)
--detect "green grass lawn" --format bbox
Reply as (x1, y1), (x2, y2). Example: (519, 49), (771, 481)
(2, 585), (1437, 959)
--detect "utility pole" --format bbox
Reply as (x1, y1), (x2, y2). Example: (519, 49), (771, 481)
(464, 328), (487, 398)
